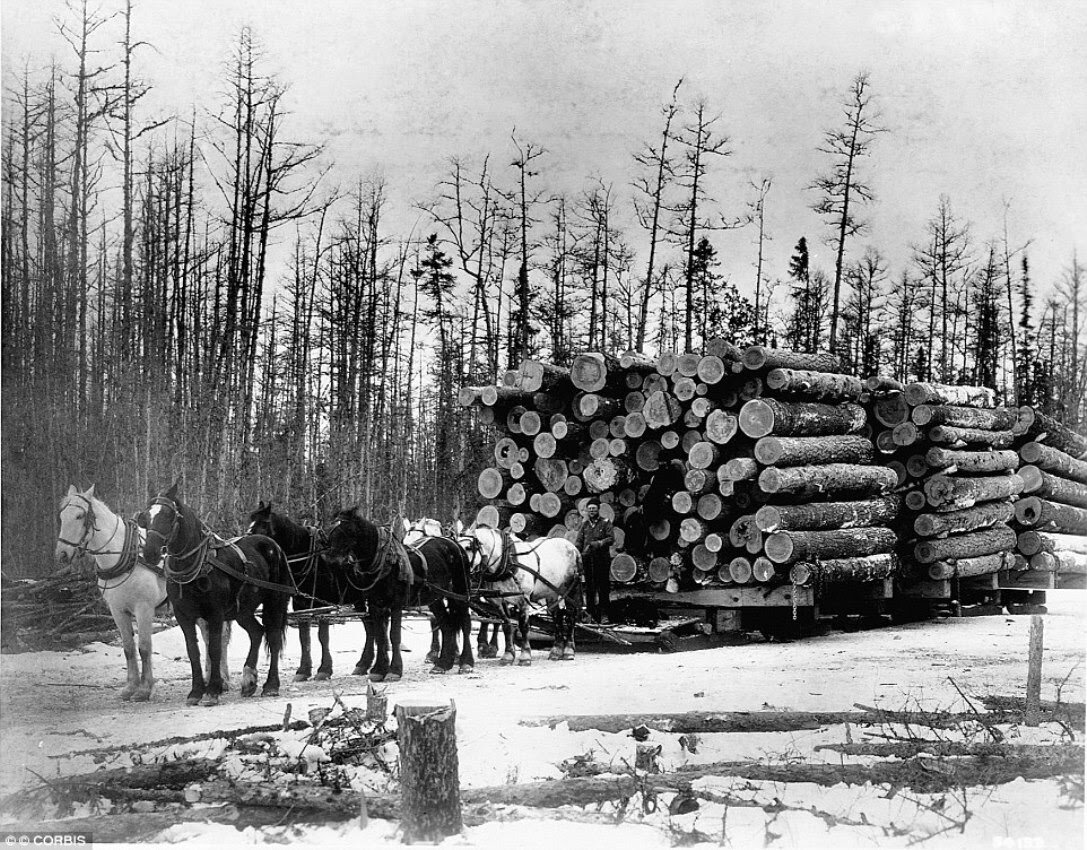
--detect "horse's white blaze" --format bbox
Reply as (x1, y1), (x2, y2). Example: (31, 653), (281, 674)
(147, 503), (166, 523)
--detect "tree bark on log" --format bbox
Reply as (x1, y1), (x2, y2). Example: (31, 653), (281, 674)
(1019, 441), (1087, 483)
(922, 473), (1024, 509)
(903, 382), (997, 408)
(912, 523), (1017, 564)
(481, 385), (535, 406)
(765, 368), (864, 400)
(704, 337), (744, 365)
(1016, 530), (1087, 557)
(395, 700), (462, 843)
(753, 434), (874, 467)
(619, 350), (658, 372)
(924, 447), (1019, 474)
(788, 553), (898, 585)
(741, 346), (845, 374)
(765, 528), (897, 565)
(1019, 466), (1087, 508)
(913, 501), (1014, 537)
(739, 399), (866, 439)
(754, 496), (901, 532)
(1015, 496), (1087, 533)
(927, 424), (1016, 448)
(758, 464), (898, 498)
(1015, 407), (1087, 458)
(927, 552), (1016, 580)
(910, 404), (1019, 430)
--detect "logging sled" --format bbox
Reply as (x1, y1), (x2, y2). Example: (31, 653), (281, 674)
(459, 344), (1087, 643)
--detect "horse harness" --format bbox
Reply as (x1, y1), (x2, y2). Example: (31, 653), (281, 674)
(471, 529), (580, 604)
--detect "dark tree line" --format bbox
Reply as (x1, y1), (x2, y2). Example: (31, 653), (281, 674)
(2, 15), (1083, 576)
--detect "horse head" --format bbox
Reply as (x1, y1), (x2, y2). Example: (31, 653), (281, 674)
(325, 506), (379, 569)
(56, 484), (98, 564)
(246, 500), (277, 538)
(138, 481), (186, 563)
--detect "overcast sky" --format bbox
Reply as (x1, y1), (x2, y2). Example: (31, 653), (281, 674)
(4, 0), (1085, 306)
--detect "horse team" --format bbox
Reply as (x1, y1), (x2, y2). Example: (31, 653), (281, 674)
(54, 483), (584, 706)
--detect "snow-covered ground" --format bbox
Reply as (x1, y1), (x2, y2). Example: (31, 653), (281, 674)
(1, 592), (1084, 849)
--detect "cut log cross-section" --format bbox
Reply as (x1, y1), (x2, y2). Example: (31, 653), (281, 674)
(533, 458), (569, 493)
(643, 391), (683, 430)
(739, 399), (866, 439)
(570, 352), (619, 393)
(583, 457), (634, 493)
(872, 394), (911, 427)
(1016, 407), (1087, 459)
(518, 359), (570, 392)
(1017, 531), (1087, 557)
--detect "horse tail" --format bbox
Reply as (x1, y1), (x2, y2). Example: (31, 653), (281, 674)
(262, 540), (291, 662)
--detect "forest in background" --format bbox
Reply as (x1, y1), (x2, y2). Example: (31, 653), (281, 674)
(2, 5), (1084, 577)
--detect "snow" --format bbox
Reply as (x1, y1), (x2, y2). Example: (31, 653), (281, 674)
(1, 593), (1084, 848)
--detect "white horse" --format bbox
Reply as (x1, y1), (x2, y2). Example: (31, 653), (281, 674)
(55, 485), (230, 701)
(459, 527), (583, 664)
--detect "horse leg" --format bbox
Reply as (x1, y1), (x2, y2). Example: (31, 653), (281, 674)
(260, 591), (287, 697)
(548, 603), (564, 661)
(178, 617), (205, 706)
(133, 605), (155, 701)
(387, 607), (404, 681)
(353, 610), (375, 676)
(112, 605), (139, 701)
(315, 619), (333, 680)
(425, 614), (440, 665)
(429, 602), (452, 674)
(457, 606), (475, 674)
(200, 614), (228, 706)
(220, 621), (232, 691)
(499, 604), (516, 666)
(517, 607), (533, 666)
(235, 608), (264, 700)
(369, 610), (391, 682)
(295, 618), (314, 681)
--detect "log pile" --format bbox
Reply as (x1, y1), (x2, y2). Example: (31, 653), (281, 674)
(1010, 415), (1087, 591)
(0, 565), (121, 651)
(463, 350), (1086, 624)
(866, 380), (1025, 590)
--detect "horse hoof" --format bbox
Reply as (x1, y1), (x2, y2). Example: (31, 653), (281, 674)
(133, 689), (152, 702)
(548, 651), (561, 661)
(120, 689), (135, 702)
(314, 671), (331, 681)
(562, 649), (576, 661)
(261, 686), (280, 697)
(352, 666), (369, 677)
(424, 653), (439, 665)
(518, 655), (532, 666)
(368, 673), (386, 683)
(200, 694), (220, 707)
(293, 671), (312, 682)
(385, 673), (402, 682)
(186, 696), (201, 707)
(459, 665), (474, 675)
(429, 666), (448, 675)
(500, 655), (515, 666)
(240, 683), (256, 698)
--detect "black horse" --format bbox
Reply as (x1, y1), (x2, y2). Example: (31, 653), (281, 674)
(139, 483), (291, 706)
(324, 506), (474, 680)
(247, 501), (349, 682)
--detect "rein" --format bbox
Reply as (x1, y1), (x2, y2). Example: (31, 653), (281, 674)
(59, 496), (150, 584)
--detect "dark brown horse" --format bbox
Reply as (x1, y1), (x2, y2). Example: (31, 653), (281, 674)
(324, 507), (474, 680)
(139, 483), (291, 706)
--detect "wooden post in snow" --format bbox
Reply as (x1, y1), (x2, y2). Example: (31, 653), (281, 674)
(1026, 616), (1044, 727)
(396, 698), (462, 842)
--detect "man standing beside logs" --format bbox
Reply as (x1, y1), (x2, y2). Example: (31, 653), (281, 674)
(576, 499), (615, 623)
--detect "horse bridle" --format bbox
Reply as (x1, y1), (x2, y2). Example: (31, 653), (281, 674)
(58, 494), (125, 557)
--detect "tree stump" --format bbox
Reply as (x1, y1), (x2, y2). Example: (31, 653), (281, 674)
(396, 699), (462, 843)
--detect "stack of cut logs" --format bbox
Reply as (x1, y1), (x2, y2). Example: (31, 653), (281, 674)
(1012, 408), (1087, 588)
(867, 381), (1025, 586)
(462, 346), (1087, 607)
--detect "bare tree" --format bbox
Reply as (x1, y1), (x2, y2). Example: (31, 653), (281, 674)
(810, 71), (885, 351)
